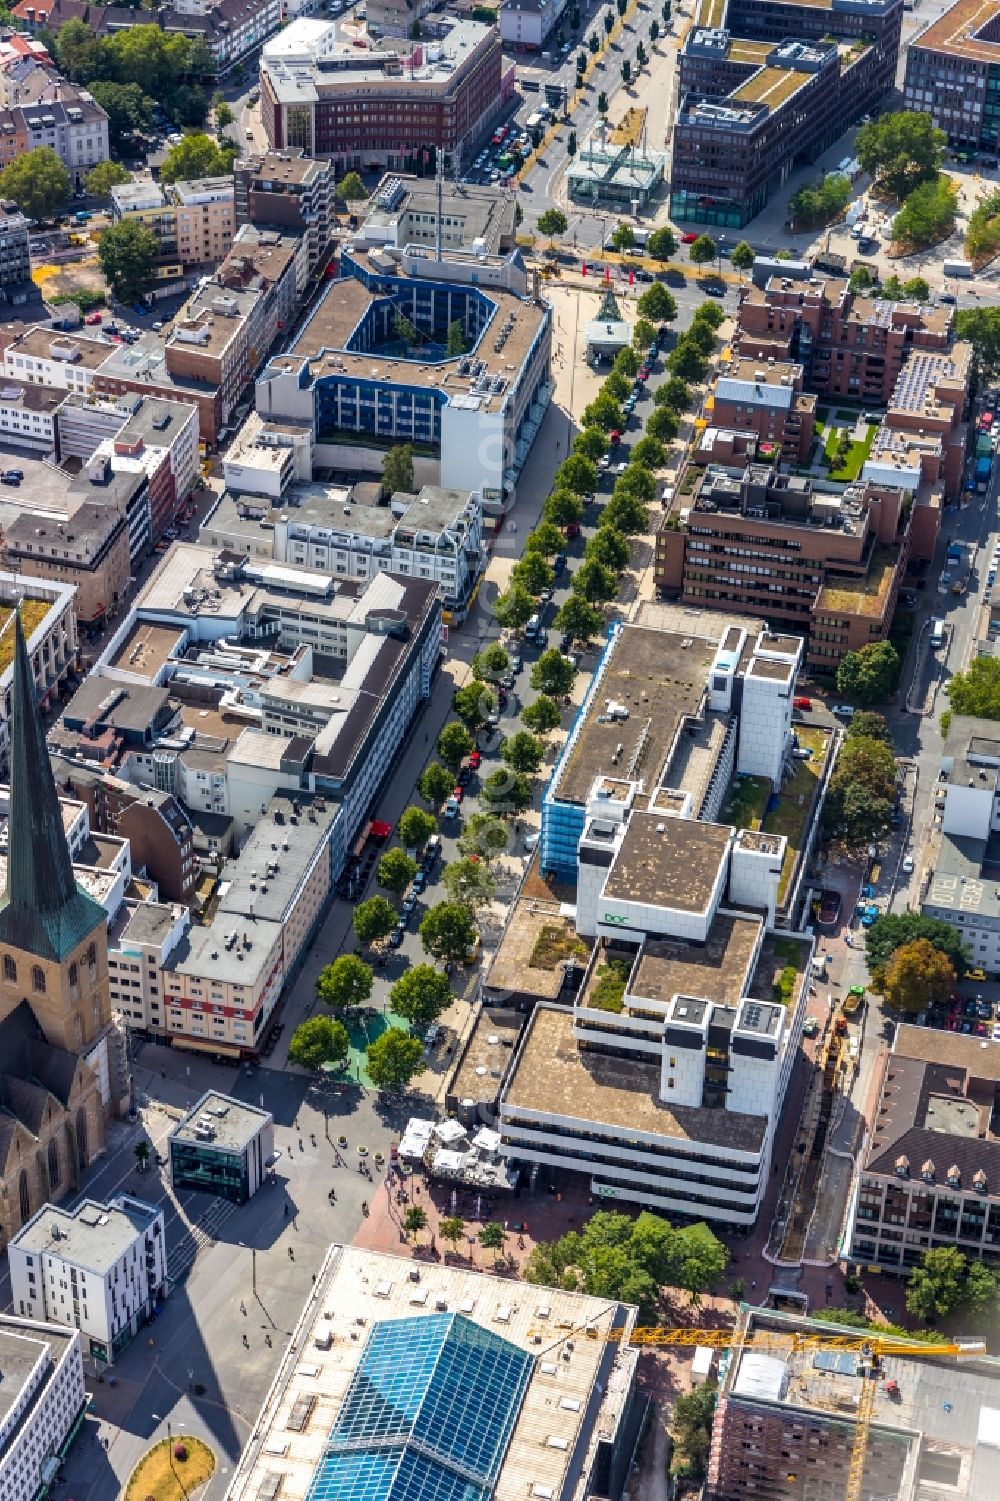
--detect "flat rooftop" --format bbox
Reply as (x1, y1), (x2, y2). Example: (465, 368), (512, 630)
(223, 1244), (638, 1501)
(631, 913), (761, 1009)
(893, 1023), (1000, 1083)
(555, 625), (715, 806)
(746, 931), (812, 1006)
(109, 621), (185, 681)
(170, 1091), (270, 1153)
(485, 898), (591, 1003)
(505, 1005), (767, 1153)
(910, 0), (1000, 66)
(8, 327), (112, 371)
(449, 1006), (524, 1110)
(730, 66), (811, 109)
(13, 1196), (159, 1274)
(603, 814), (732, 914)
(816, 545), (898, 618)
(0, 1317), (76, 1429)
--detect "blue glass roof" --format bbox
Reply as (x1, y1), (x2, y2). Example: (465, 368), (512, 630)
(307, 1315), (534, 1501)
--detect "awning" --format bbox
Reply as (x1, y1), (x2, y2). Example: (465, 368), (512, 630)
(170, 1036), (243, 1060)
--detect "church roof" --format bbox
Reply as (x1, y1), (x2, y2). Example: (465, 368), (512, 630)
(0, 612), (105, 962)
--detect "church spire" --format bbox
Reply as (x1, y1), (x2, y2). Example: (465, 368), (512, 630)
(0, 611), (104, 962)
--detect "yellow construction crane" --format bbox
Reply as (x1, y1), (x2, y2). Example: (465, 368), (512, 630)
(533, 1323), (986, 1501)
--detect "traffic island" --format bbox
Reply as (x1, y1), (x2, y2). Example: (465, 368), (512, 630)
(125, 1436), (216, 1501)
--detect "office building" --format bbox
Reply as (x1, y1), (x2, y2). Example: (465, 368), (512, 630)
(5, 502), (130, 637)
(224, 1244), (644, 1501)
(200, 480), (485, 613)
(845, 1023), (1000, 1272)
(3, 328), (112, 395)
(358, 172), (519, 257)
(169, 1091), (273, 1201)
(499, 0), (570, 50)
(54, 765), (196, 904)
(0, 1315), (86, 1501)
(0, 201), (30, 293)
(0, 379), (61, 450)
(110, 176), (236, 274)
(107, 900), (190, 1036)
(706, 1307), (1000, 1500)
(903, 0), (1000, 149)
(709, 355), (816, 463)
(10, 1194), (166, 1365)
(671, 0), (902, 228)
(234, 148), (334, 272)
(920, 715), (1000, 970)
(256, 241), (552, 500)
(260, 16), (505, 173)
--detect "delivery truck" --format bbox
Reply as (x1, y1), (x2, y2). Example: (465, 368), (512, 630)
(977, 455), (993, 492)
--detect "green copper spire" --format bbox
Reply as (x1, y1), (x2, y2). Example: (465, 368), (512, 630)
(0, 611), (104, 963)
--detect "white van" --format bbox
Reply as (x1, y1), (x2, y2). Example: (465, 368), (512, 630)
(930, 617), (945, 648)
(526, 613), (541, 638)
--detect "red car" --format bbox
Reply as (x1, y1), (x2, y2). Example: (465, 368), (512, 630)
(609, 429), (621, 445)
(565, 521), (581, 538)
(85, 311), (102, 325)
(793, 696), (812, 710)
(452, 784), (465, 804)
(681, 231), (699, 244)
(468, 750), (482, 769)
(638, 366), (649, 380)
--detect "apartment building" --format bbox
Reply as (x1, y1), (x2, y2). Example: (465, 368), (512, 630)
(706, 1307), (998, 1500)
(0, 1316), (86, 1501)
(4, 503), (130, 634)
(0, 379), (61, 450)
(55, 765), (196, 903)
(0, 201), (30, 292)
(0, 68), (108, 180)
(110, 176), (236, 272)
(10, 1195), (167, 1366)
(256, 241), (552, 501)
(0, 576), (77, 775)
(169, 1091), (273, 1201)
(3, 328), (111, 395)
(108, 900), (190, 1035)
(845, 1024), (1000, 1273)
(863, 342), (971, 504)
(93, 335), (222, 448)
(260, 16), (505, 172)
(201, 480), (485, 613)
(234, 148), (334, 273)
(709, 356), (816, 463)
(671, 0), (902, 228)
(499, 0), (570, 49)
(903, 0), (1000, 149)
(13, 0), (283, 75)
(919, 715), (1000, 971)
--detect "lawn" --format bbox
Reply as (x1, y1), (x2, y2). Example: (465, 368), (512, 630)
(530, 924), (590, 969)
(0, 599), (51, 672)
(722, 774), (770, 831)
(126, 1437), (215, 1501)
(589, 957), (631, 1013)
(827, 423), (878, 482)
(763, 726), (831, 903)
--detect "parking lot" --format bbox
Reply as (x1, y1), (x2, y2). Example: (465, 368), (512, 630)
(0, 447), (69, 512)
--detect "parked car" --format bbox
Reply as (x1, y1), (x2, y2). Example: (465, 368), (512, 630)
(832, 704), (855, 719)
(793, 696), (812, 711)
(902, 854), (915, 874)
(389, 923), (405, 948)
(468, 750), (482, 769)
(966, 967), (988, 981)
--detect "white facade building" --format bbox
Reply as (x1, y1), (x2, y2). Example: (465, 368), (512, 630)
(0, 1316), (87, 1501)
(10, 1195), (167, 1366)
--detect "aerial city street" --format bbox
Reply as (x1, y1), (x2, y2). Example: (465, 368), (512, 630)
(3, 0), (1000, 1497)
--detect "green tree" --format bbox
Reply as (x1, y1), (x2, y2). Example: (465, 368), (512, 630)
(438, 722), (475, 770)
(0, 147), (69, 222)
(906, 1245), (970, 1322)
(97, 219), (159, 302)
(522, 695), (562, 734)
(637, 282), (677, 324)
(511, 552), (553, 596)
(160, 132), (233, 184)
(687, 318), (718, 356)
(602, 491), (648, 535)
(480, 769), (532, 815)
(556, 453), (598, 495)
(288, 1015), (350, 1071)
(85, 160), (131, 197)
(729, 1277), (747, 1305)
(317, 953), (373, 1012)
(398, 805), (438, 850)
(572, 558), (618, 604)
(964, 188), (1000, 265)
(377, 848), (418, 897)
(667, 339), (708, 383)
(214, 98), (234, 129)
(956, 306), (1000, 378)
(646, 226), (676, 260)
(581, 391), (623, 431)
(865, 913), (969, 984)
(418, 761), (454, 808)
(404, 1204), (428, 1241)
(614, 345), (640, 378)
(54, 18), (105, 84)
(380, 442), (414, 499)
(337, 170), (367, 201)
(692, 299), (726, 331)
(688, 234), (717, 266)
(492, 584), (536, 632)
(471, 643), (511, 685)
(656, 375), (691, 411)
(526, 520), (567, 556)
(670, 1383), (717, 1485)
(942, 654), (1000, 734)
(88, 81), (155, 153)
(531, 648), (576, 697)
(452, 681), (495, 733)
(730, 239), (755, 275)
(574, 426), (609, 461)
(836, 640), (900, 706)
(892, 175), (957, 250)
(604, 369), (632, 404)
(352, 897), (397, 950)
(537, 207), (568, 243)
(631, 435), (666, 470)
(610, 222), (635, 251)
(882, 938), (956, 1015)
(501, 730), (544, 774)
(367, 1028), (426, 1091)
(442, 856), (496, 909)
(394, 311), (419, 350)
(632, 317), (657, 351)
(440, 1214), (465, 1254)
(824, 734), (896, 846)
(389, 964), (453, 1028)
(544, 489), (585, 529)
(673, 1221), (729, 1299)
(585, 529), (629, 572)
(856, 110), (946, 198)
(790, 173), (852, 229)
(613, 463), (656, 503)
(458, 812), (511, 860)
(846, 710), (892, 744)
(646, 406), (680, 444)
(446, 318), (466, 356)
(420, 901), (477, 963)
(880, 273), (931, 302)
(849, 265), (875, 293)
(478, 1221), (508, 1262)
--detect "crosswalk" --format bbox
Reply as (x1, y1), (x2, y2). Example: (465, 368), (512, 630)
(165, 1195), (237, 1283)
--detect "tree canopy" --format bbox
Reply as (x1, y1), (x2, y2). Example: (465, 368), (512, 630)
(531, 648), (576, 697)
(553, 594), (605, 645)
(906, 1246), (997, 1322)
(442, 856), (496, 910)
(501, 730), (544, 774)
(377, 848), (418, 897)
(790, 173), (851, 229)
(522, 695), (563, 734)
(855, 111), (946, 198)
(457, 812), (511, 862)
(97, 220), (158, 303)
(160, 132), (235, 184)
(388, 965), (453, 1028)
(352, 896), (398, 949)
(956, 306), (1000, 378)
(317, 954), (373, 1012)
(823, 734), (896, 846)
(471, 643), (510, 685)
(288, 1015), (350, 1071)
(0, 147), (69, 222)
(688, 235), (716, 265)
(636, 283), (677, 323)
(730, 240), (755, 273)
(865, 912), (968, 987)
(646, 226), (677, 260)
(85, 160), (131, 197)
(338, 171), (367, 201)
(892, 174), (957, 250)
(492, 584), (536, 632)
(670, 1382), (717, 1486)
(480, 769), (532, 815)
(381, 442), (414, 498)
(420, 901), (477, 962)
(882, 938), (956, 1015)
(398, 806), (438, 850)
(942, 655), (1000, 735)
(418, 762), (454, 808)
(836, 640), (900, 706)
(452, 682), (495, 733)
(537, 208), (568, 240)
(366, 1027), (426, 1090)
